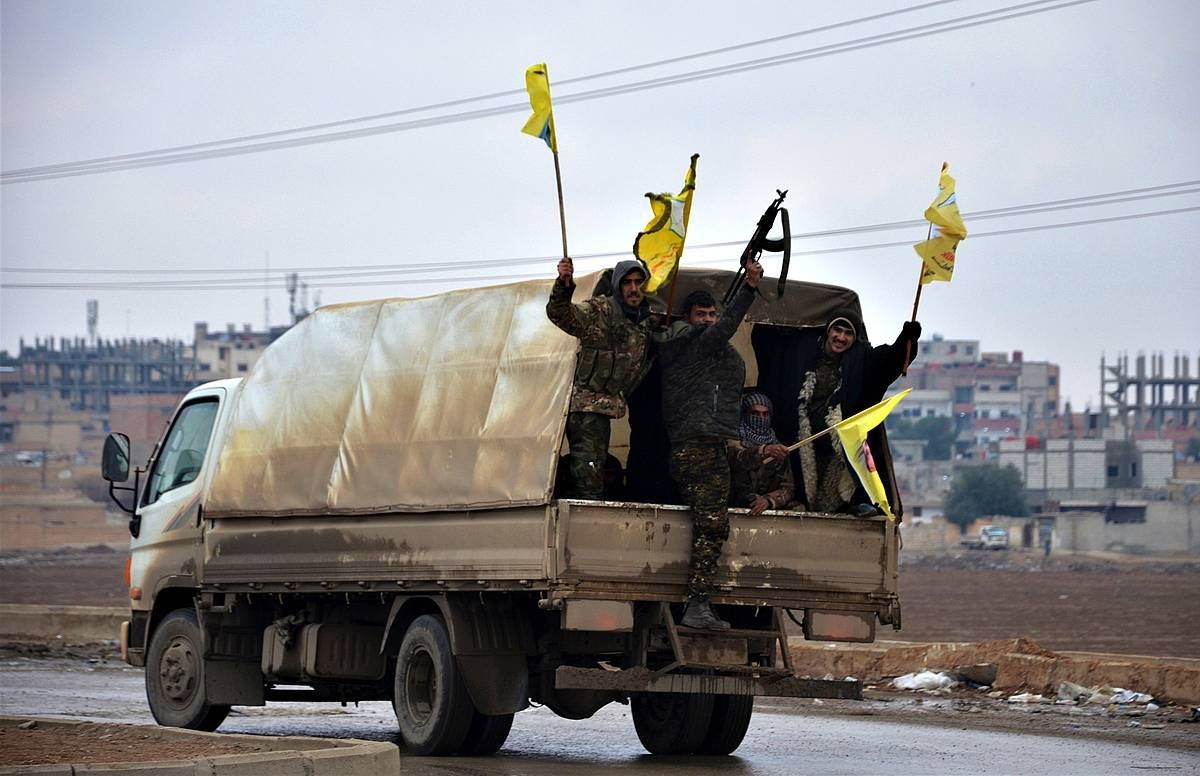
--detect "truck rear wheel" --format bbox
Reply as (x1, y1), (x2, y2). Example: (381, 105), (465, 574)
(630, 692), (714, 754)
(145, 608), (230, 731)
(457, 709), (514, 755)
(392, 614), (475, 755)
(696, 694), (753, 754)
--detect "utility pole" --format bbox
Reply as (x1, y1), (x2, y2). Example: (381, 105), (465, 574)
(41, 409), (52, 491)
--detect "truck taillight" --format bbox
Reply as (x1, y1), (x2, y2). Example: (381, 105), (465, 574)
(124, 556), (131, 587)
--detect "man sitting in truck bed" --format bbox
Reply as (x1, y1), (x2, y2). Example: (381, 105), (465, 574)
(728, 391), (795, 514)
(546, 256), (654, 499)
(656, 259), (763, 630)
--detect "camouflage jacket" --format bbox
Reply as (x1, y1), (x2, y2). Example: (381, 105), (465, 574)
(546, 278), (652, 418)
(655, 285), (755, 445)
(728, 441), (796, 510)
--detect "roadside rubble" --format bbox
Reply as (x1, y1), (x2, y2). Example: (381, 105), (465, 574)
(873, 657), (1200, 729)
(884, 665), (1196, 727)
(790, 637), (1200, 707)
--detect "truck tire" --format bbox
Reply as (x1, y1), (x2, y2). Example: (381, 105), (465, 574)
(144, 608), (230, 731)
(696, 694), (753, 754)
(393, 614), (475, 755)
(458, 709), (514, 755)
(630, 692), (714, 754)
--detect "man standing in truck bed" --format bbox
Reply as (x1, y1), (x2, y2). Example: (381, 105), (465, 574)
(546, 256), (653, 499)
(657, 260), (763, 631)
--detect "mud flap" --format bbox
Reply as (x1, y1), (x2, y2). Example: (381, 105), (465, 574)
(456, 654), (530, 715)
(206, 658), (265, 706)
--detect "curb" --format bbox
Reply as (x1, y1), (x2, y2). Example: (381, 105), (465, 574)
(0, 717), (399, 776)
(789, 637), (1200, 706)
(0, 605), (126, 644)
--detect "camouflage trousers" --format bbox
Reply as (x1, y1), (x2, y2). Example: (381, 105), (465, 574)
(669, 438), (732, 600)
(566, 411), (611, 500)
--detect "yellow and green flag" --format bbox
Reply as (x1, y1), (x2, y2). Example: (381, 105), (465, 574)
(521, 63), (558, 153)
(633, 153), (699, 294)
(913, 163), (968, 284)
(833, 388), (911, 520)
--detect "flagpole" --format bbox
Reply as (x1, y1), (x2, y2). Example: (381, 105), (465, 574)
(775, 425), (839, 458)
(903, 220), (933, 376)
(551, 148), (569, 260)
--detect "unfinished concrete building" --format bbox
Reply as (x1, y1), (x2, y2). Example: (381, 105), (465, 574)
(1101, 352), (1199, 432)
(14, 336), (196, 412)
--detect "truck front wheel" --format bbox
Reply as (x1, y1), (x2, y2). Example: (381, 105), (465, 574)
(392, 614), (475, 755)
(144, 608), (230, 731)
(630, 692), (714, 754)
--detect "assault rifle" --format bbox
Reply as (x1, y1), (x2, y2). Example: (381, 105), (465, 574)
(721, 189), (791, 307)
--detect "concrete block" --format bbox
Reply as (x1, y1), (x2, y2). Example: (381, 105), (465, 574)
(1163, 664), (1200, 706)
(995, 653), (1059, 693)
(0, 604), (127, 642)
(75, 762), (196, 775)
(304, 743), (401, 776)
(199, 751), (307, 775)
(0, 765), (75, 775)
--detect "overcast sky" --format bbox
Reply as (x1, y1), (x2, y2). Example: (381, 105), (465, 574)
(2, 0), (1198, 411)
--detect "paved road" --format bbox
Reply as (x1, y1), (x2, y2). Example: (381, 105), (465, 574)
(1, 656), (1196, 775)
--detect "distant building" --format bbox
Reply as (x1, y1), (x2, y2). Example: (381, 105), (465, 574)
(890, 335), (1060, 455)
(193, 322), (288, 379)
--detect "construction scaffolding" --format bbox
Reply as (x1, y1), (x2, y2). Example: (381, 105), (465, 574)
(1101, 352), (1200, 431)
(15, 335), (197, 412)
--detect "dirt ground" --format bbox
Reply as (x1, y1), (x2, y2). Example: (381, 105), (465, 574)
(0, 721), (278, 767)
(895, 552), (1200, 659)
(3, 545), (1198, 659)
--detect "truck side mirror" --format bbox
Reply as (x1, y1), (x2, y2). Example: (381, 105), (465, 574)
(102, 433), (131, 483)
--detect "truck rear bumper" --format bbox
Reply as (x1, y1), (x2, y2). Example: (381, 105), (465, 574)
(554, 666), (862, 699)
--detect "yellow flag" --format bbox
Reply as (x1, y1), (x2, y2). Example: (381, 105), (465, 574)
(633, 154), (699, 294)
(521, 63), (557, 153)
(833, 388), (911, 520)
(913, 163), (967, 284)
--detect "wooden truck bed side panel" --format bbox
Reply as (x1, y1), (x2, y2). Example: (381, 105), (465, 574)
(199, 501), (895, 617)
(554, 501), (894, 610)
(202, 509), (552, 584)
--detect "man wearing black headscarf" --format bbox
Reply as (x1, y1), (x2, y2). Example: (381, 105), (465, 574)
(729, 392), (795, 514)
(752, 310), (921, 514)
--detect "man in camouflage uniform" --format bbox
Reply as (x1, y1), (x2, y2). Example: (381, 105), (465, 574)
(729, 392), (795, 513)
(546, 256), (652, 499)
(656, 260), (763, 630)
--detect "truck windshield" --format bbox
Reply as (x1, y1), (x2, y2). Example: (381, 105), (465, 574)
(143, 398), (219, 505)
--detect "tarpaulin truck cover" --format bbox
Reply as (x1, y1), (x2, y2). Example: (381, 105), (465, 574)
(204, 269), (859, 518)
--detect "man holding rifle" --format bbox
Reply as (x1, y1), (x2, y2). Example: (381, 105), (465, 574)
(656, 259), (763, 631)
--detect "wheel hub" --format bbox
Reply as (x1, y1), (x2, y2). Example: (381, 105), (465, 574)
(160, 636), (198, 703)
(403, 646), (436, 724)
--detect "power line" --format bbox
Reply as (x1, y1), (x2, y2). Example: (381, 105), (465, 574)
(5, 203), (1195, 291)
(1, 0), (1094, 184)
(0, 0), (966, 178)
(5, 178), (1196, 277)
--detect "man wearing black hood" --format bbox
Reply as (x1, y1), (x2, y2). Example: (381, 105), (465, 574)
(753, 310), (921, 515)
(546, 256), (653, 499)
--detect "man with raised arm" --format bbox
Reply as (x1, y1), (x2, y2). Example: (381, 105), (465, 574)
(546, 256), (653, 499)
(656, 260), (763, 630)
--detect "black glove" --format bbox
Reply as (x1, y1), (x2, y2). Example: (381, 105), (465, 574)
(901, 320), (922, 341)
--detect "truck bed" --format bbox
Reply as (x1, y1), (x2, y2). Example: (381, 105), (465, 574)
(202, 499), (898, 620)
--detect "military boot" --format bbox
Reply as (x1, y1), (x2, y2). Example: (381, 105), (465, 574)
(680, 597), (730, 631)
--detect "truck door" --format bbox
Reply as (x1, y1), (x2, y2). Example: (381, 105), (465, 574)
(131, 390), (224, 603)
